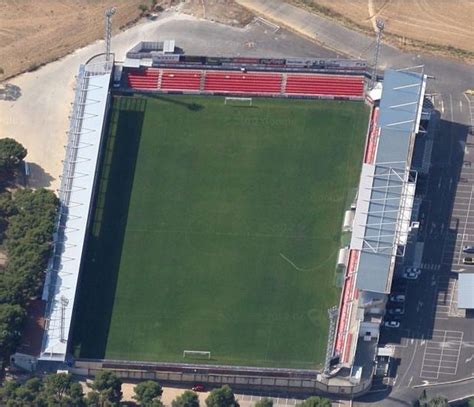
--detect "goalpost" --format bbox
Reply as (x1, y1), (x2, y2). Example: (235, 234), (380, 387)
(224, 97), (253, 107)
(183, 350), (211, 360)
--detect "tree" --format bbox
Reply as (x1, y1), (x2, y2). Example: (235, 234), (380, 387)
(205, 385), (238, 407)
(298, 396), (332, 407)
(0, 303), (26, 362)
(85, 390), (100, 406)
(0, 374), (85, 407)
(133, 380), (163, 406)
(138, 4), (149, 14)
(89, 371), (122, 406)
(255, 398), (273, 407)
(42, 373), (74, 405)
(428, 396), (448, 407)
(8, 377), (44, 406)
(172, 390), (200, 407)
(67, 382), (86, 407)
(0, 138), (27, 172)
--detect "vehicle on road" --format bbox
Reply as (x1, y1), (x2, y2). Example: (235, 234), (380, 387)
(403, 268), (421, 279)
(463, 246), (474, 253)
(384, 320), (400, 328)
(463, 257), (474, 265)
(387, 307), (404, 315)
(192, 384), (206, 392)
(389, 294), (406, 303)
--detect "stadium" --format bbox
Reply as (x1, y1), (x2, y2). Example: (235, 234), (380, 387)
(12, 40), (429, 397)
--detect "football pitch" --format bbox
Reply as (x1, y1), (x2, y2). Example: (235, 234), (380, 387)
(72, 94), (369, 369)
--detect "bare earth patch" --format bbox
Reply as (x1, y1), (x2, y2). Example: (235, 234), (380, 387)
(181, 0), (254, 27)
(287, 0), (474, 62)
(0, 0), (144, 81)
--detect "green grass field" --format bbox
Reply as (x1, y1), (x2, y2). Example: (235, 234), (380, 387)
(72, 94), (369, 369)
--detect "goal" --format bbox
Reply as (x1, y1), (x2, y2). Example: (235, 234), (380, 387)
(183, 350), (211, 360)
(224, 97), (253, 107)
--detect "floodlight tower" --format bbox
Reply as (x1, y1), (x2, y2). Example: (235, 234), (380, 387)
(59, 295), (69, 342)
(323, 306), (339, 376)
(372, 17), (385, 86)
(105, 7), (116, 62)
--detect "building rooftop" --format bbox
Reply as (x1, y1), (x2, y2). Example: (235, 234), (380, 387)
(458, 273), (474, 309)
(352, 69), (426, 293)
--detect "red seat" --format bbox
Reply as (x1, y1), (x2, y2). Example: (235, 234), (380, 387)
(127, 68), (159, 89)
(204, 71), (282, 94)
(160, 70), (202, 91)
(285, 74), (364, 97)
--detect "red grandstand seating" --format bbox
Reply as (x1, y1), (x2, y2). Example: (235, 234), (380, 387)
(160, 70), (202, 91)
(204, 71), (282, 94)
(285, 74), (364, 97)
(127, 68), (159, 90)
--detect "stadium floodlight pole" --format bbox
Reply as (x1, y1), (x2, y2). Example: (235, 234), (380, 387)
(372, 18), (385, 87)
(104, 7), (116, 62)
(323, 306), (339, 376)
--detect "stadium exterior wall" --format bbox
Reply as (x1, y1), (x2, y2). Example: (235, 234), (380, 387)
(73, 359), (372, 397)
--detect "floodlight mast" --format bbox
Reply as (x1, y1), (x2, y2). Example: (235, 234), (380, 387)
(372, 18), (385, 87)
(105, 7), (116, 62)
(323, 306), (339, 376)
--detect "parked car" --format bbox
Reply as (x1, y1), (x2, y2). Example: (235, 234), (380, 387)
(192, 384), (206, 392)
(463, 257), (474, 265)
(403, 268), (421, 279)
(463, 245), (474, 253)
(389, 294), (406, 303)
(388, 307), (404, 315)
(384, 320), (400, 328)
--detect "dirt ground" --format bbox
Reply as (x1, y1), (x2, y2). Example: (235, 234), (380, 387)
(0, 0), (147, 81)
(288, 0), (474, 61)
(0, 0), (252, 82)
(181, 0), (254, 27)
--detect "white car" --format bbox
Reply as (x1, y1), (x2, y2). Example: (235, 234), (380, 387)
(389, 294), (406, 303)
(403, 268), (421, 279)
(384, 320), (400, 328)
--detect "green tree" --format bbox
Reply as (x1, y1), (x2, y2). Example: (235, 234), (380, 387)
(0, 303), (26, 362)
(11, 377), (44, 406)
(133, 380), (163, 406)
(298, 396), (332, 407)
(138, 4), (149, 14)
(89, 371), (122, 406)
(255, 398), (273, 407)
(205, 385), (238, 407)
(0, 138), (27, 171)
(468, 397), (474, 407)
(42, 373), (74, 405)
(85, 390), (100, 406)
(428, 396), (448, 407)
(67, 382), (86, 406)
(172, 390), (200, 407)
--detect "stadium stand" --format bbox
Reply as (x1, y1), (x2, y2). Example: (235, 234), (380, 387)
(334, 249), (359, 361)
(364, 107), (380, 164)
(161, 70), (202, 91)
(124, 67), (365, 99)
(127, 68), (159, 89)
(204, 71), (282, 94)
(285, 74), (364, 97)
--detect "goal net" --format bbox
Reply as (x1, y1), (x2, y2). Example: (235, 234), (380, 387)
(183, 350), (211, 360)
(224, 97), (253, 106)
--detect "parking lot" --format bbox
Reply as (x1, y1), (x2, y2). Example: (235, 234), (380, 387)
(419, 329), (463, 380)
(374, 93), (474, 400)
